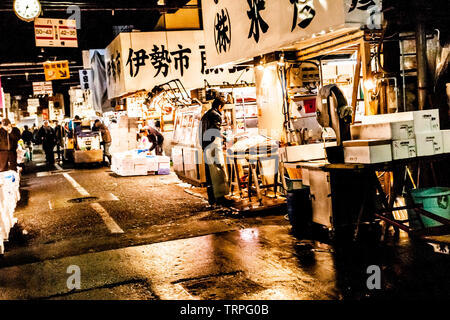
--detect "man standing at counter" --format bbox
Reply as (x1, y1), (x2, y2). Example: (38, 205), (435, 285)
(199, 97), (232, 206)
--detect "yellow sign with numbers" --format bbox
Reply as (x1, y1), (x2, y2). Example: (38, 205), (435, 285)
(43, 60), (70, 81)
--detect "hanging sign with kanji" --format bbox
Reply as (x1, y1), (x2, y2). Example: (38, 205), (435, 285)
(105, 30), (255, 99)
(34, 18), (78, 48)
(201, 0), (382, 68)
(79, 69), (93, 90)
(43, 60), (70, 81)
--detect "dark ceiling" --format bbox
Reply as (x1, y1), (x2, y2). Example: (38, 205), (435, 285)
(0, 0), (192, 96)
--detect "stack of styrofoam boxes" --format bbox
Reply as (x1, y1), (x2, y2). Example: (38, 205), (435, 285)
(133, 157), (149, 176)
(0, 171), (20, 255)
(110, 116), (139, 154)
(146, 155), (159, 174)
(112, 152), (169, 176)
(355, 109), (444, 160)
(157, 156), (171, 175)
(111, 153), (143, 176)
(351, 119), (416, 160)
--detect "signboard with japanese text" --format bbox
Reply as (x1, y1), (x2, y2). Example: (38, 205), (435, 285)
(201, 0), (382, 68)
(4, 93), (11, 110)
(27, 98), (40, 114)
(105, 30), (255, 99)
(34, 18), (78, 47)
(0, 77), (3, 110)
(43, 60), (70, 81)
(79, 69), (93, 90)
(33, 81), (53, 95)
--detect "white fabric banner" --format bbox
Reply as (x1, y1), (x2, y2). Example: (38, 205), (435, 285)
(201, 0), (382, 68)
(105, 30), (255, 99)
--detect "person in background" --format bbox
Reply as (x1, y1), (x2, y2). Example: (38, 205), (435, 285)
(147, 121), (164, 155)
(21, 125), (34, 161)
(199, 97), (232, 206)
(93, 119), (112, 165)
(0, 119), (21, 172)
(32, 124), (40, 145)
(53, 120), (64, 161)
(38, 120), (56, 165)
(68, 115), (82, 138)
(138, 129), (151, 150)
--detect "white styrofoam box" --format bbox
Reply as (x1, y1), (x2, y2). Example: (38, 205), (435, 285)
(351, 121), (414, 140)
(158, 162), (171, 170)
(134, 158), (147, 166)
(134, 164), (149, 176)
(442, 130), (450, 153)
(415, 131), (443, 156)
(392, 139), (417, 160)
(361, 109), (440, 133)
(280, 142), (337, 162)
(116, 170), (136, 177)
(146, 157), (159, 172)
(343, 140), (392, 164)
(156, 156), (170, 163)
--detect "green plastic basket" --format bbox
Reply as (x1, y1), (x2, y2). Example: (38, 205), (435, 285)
(410, 187), (450, 228)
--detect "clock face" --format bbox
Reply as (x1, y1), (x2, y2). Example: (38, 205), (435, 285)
(13, 0), (41, 22)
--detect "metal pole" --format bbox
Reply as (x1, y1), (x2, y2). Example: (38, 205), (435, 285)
(399, 40), (407, 112)
(415, 10), (428, 111)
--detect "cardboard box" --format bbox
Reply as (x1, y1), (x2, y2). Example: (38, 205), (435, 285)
(415, 132), (443, 156)
(361, 109), (440, 133)
(392, 139), (417, 160)
(442, 130), (450, 153)
(343, 140), (392, 164)
(351, 121), (414, 140)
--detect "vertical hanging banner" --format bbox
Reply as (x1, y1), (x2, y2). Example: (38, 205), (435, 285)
(34, 18), (78, 47)
(43, 60), (70, 81)
(79, 69), (93, 90)
(201, 0), (382, 68)
(105, 30), (255, 99)
(0, 77), (3, 111)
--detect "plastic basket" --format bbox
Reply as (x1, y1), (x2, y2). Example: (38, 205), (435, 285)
(410, 187), (450, 228)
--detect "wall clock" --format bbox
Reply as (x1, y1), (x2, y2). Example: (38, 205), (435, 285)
(13, 0), (42, 22)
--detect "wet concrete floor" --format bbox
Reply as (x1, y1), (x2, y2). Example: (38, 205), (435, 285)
(1, 148), (449, 300)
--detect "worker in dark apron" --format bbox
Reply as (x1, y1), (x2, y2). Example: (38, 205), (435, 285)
(199, 97), (231, 206)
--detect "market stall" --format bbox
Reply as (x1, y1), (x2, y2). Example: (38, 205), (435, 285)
(104, 29), (255, 162)
(199, 0), (450, 244)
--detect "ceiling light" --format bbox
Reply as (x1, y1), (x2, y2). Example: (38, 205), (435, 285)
(257, 61), (264, 70)
(277, 54), (285, 67)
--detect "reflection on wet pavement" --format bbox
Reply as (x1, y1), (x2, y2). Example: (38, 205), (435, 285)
(1, 224), (449, 300)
